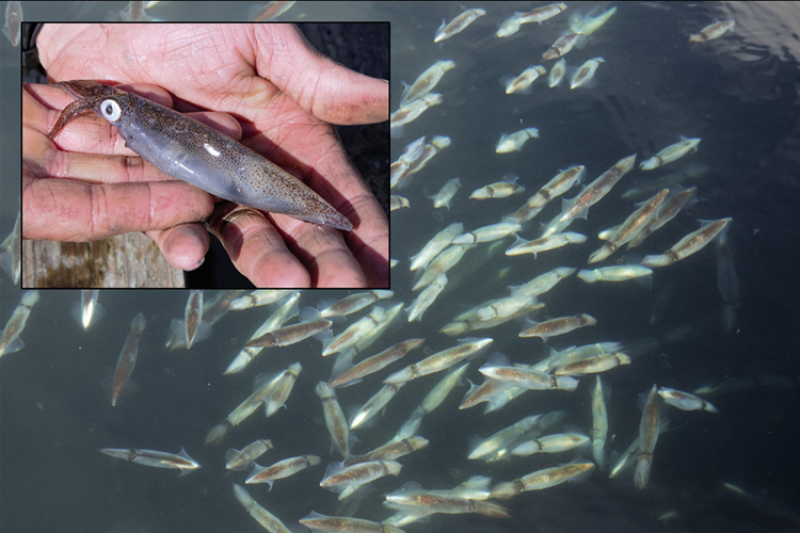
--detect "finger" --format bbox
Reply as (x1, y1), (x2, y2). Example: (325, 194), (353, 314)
(287, 222), (369, 288)
(299, 139), (389, 287)
(22, 168), (214, 242)
(343, 194), (390, 288)
(206, 205), (311, 288)
(27, 125), (176, 185)
(146, 224), (210, 271)
(253, 25), (389, 125)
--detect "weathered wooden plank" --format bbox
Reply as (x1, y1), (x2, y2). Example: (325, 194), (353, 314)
(23, 234), (184, 288)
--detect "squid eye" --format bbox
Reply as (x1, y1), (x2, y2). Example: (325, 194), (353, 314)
(100, 99), (122, 123)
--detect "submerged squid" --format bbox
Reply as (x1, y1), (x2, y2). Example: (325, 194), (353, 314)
(48, 80), (353, 231)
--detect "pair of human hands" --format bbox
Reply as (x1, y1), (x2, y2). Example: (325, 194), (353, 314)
(23, 24), (389, 287)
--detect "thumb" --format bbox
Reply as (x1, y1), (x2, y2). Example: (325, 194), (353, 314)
(254, 24), (388, 125)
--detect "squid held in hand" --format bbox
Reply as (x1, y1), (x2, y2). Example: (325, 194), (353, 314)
(48, 80), (353, 231)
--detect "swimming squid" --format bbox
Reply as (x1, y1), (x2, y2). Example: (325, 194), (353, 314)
(48, 80), (353, 231)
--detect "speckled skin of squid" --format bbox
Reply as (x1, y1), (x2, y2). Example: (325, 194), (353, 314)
(48, 80), (353, 232)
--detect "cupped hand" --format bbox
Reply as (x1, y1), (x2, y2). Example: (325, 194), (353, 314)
(34, 23), (389, 287)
